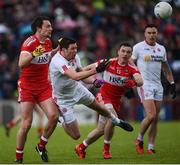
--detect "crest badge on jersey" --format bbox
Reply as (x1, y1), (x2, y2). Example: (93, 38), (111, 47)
(125, 69), (128, 73)
(157, 48), (161, 52)
(117, 69), (121, 74)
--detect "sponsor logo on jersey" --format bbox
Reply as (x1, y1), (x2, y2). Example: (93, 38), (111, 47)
(143, 55), (164, 62)
(109, 76), (129, 85)
(32, 45), (45, 57)
(143, 55), (152, 61)
(37, 53), (49, 63)
(144, 48), (150, 50)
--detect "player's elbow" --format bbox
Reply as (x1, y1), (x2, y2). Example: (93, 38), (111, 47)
(18, 61), (28, 69)
(18, 61), (25, 69)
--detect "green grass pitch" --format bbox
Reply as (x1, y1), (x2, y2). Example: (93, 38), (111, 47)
(0, 121), (180, 164)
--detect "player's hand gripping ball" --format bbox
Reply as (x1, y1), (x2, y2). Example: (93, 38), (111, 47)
(154, 2), (172, 19)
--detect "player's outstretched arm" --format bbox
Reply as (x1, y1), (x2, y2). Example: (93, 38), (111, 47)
(64, 67), (97, 81)
(133, 73), (143, 87)
(162, 61), (174, 84)
(82, 58), (114, 71)
(162, 61), (176, 98)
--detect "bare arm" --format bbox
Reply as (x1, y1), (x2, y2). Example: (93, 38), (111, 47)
(82, 58), (114, 71)
(18, 51), (34, 68)
(64, 68), (97, 81)
(76, 67), (96, 84)
(133, 73), (143, 87)
(162, 61), (174, 83)
(82, 63), (97, 71)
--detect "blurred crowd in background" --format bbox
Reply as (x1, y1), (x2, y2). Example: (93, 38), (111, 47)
(0, 0), (180, 120)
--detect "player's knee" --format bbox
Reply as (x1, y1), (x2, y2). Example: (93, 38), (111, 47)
(147, 113), (156, 122)
(71, 133), (80, 140)
(48, 113), (59, 123)
(21, 121), (32, 132)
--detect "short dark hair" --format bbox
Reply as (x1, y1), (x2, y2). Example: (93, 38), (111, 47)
(31, 16), (50, 34)
(144, 24), (157, 31)
(58, 37), (76, 50)
(118, 42), (132, 50)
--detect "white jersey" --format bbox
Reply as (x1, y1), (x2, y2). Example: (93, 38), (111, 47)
(49, 52), (95, 123)
(49, 52), (82, 99)
(132, 41), (167, 86)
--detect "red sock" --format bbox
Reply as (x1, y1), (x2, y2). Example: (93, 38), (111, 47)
(104, 143), (110, 151)
(38, 136), (48, 149)
(79, 143), (86, 150)
(7, 121), (15, 128)
(16, 147), (23, 160)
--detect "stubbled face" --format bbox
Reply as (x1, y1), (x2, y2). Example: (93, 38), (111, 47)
(38, 20), (53, 38)
(117, 46), (132, 64)
(64, 43), (78, 60)
(144, 27), (158, 46)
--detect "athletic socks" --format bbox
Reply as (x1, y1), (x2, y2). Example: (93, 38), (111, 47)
(137, 133), (143, 141)
(16, 147), (23, 160)
(78, 141), (88, 151)
(38, 136), (48, 149)
(148, 143), (154, 150)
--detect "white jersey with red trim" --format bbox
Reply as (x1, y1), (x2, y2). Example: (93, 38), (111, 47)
(49, 52), (82, 99)
(19, 35), (52, 90)
(99, 59), (139, 100)
(132, 41), (167, 86)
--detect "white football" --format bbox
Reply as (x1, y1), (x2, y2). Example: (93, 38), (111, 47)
(154, 2), (172, 19)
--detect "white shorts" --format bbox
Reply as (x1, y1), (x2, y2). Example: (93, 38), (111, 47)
(137, 84), (163, 101)
(56, 85), (95, 124)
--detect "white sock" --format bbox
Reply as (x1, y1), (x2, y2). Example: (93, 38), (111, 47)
(83, 140), (88, 147)
(41, 135), (48, 142)
(137, 133), (143, 141)
(110, 113), (120, 123)
(148, 143), (154, 150)
(104, 140), (111, 144)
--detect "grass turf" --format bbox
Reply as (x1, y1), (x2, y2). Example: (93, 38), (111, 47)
(0, 121), (180, 164)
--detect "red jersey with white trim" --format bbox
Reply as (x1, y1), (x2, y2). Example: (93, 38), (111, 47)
(19, 35), (52, 90)
(99, 59), (139, 101)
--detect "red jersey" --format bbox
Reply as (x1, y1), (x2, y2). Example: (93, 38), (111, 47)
(99, 59), (139, 101)
(19, 35), (52, 90)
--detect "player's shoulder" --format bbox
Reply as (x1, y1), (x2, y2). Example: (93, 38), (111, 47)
(156, 42), (166, 50)
(109, 58), (118, 64)
(52, 53), (61, 61)
(134, 41), (145, 49)
(54, 53), (67, 65)
(127, 63), (139, 71)
(22, 35), (37, 47)
(75, 53), (80, 60)
(44, 38), (52, 45)
(50, 53), (61, 68)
